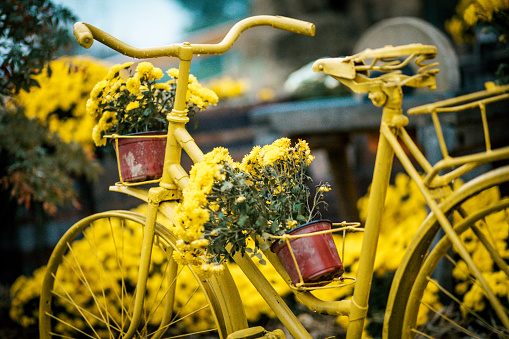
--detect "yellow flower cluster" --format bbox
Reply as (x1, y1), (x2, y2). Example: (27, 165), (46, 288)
(9, 266), (46, 328)
(173, 138), (323, 271)
(446, 0), (509, 43)
(87, 62), (218, 146)
(173, 147), (233, 270)
(205, 76), (249, 100)
(15, 56), (109, 147)
(240, 138), (314, 169)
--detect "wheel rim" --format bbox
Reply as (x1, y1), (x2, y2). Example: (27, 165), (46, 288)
(384, 166), (509, 338)
(403, 190), (509, 338)
(39, 211), (228, 338)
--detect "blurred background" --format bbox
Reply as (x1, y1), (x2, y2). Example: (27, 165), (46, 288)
(1, 0), (508, 336)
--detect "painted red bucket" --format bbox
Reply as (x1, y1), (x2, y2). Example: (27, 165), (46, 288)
(271, 220), (344, 285)
(113, 132), (167, 183)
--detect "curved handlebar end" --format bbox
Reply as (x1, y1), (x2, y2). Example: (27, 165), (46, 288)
(273, 16), (315, 36)
(73, 22), (94, 49)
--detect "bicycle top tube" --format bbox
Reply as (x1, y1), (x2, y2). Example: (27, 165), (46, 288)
(73, 15), (315, 59)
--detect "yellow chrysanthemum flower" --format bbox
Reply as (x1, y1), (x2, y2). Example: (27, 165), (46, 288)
(154, 83), (171, 91)
(125, 101), (140, 111)
(167, 68), (179, 78)
(463, 4), (479, 25)
(126, 76), (141, 95)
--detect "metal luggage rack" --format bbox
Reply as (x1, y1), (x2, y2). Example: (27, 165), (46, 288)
(406, 84), (509, 189)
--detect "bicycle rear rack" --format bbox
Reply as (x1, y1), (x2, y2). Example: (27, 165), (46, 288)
(406, 83), (509, 189)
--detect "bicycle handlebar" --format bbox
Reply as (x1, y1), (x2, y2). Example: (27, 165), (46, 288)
(73, 15), (315, 59)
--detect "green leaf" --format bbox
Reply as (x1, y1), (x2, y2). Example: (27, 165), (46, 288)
(221, 181), (233, 191)
(297, 215), (307, 222)
(262, 232), (271, 241)
(260, 243), (269, 251)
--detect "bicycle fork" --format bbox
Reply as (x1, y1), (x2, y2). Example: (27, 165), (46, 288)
(123, 187), (174, 339)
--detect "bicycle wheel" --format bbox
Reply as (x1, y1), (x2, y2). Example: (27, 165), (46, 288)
(403, 196), (509, 338)
(39, 210), (241, 339)
(385, 165), (509, 338)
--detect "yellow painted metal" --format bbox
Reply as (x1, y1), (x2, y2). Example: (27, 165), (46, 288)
(207, 269), (250, 335)
(347, 123), (395, 339)
(73, 14), (315, 192)
(260, 238), (353, 316)
(384, 121), (509, 331)
(65, 15), (316, 339)
(408, 84), (509, 188)
(312, 44), (440, 339)
(159, 46), (192, 189)
(152, 248), (177, 339)
(174, 126), (204, 163)
(73, 16), (314, 58)
(232, 251), (313, 338)
(314, 43), (509, 338)
(123, 192), (160, 338)
(384, 164), (509, 335)
(52, 16), (509, 339)
(227, 326), (285, 339)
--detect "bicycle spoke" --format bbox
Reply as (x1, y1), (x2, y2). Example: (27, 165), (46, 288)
(47, 331), (78, 338)
(50, 288), (122, 333)
(89, 221), (116, 339)
(143, 252), (171, 331)
(59, 248), (108, 337)
(170, 284), (202, 325)
(51, 275), (113, 337)
(405, 196), (509, 338)
(107, 216), (138, 335)
(427, 277), (506, 336)
(40, 212), (230, 339)
(155, 305), (213, 337)
(76, 229), (123, 332)
(157, 328), (219, 339)
(421, 301), (483, 338)
(46, 311), (99, 339)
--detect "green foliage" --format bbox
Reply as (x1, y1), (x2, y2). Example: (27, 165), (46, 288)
(0, 0), (77, 97)
(197, 139), (329, 264)
(0, 0), (102, 215)
(0, 107), (102, 214)
(88, 62), (218, 146)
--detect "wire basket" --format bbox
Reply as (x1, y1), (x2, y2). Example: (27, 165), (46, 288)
(270, 221), (363, 291)
(108, 132), (167, 186)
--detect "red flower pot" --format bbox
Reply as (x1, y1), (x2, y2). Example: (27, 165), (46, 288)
(271, 220), (344, 285)
(113, 132), (167, 183)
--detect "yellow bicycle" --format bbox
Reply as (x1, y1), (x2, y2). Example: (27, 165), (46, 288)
(39, 15), (509, 339)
